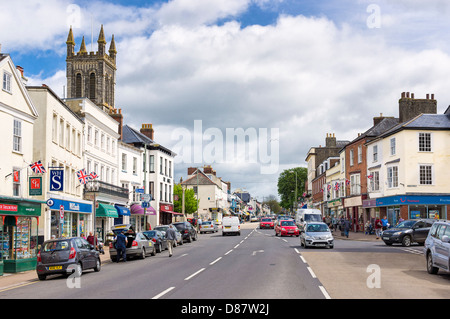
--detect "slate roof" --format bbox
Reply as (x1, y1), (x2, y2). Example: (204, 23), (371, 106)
(122, 124), (176, 156)
(379, 113), (450, 139)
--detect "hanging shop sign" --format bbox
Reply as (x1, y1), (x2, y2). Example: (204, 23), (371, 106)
(29, 177), (42, 196)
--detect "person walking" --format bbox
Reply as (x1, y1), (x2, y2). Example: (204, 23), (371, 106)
(374, 217), (382, 239)
(165, 224), (177, 257)
(381, 216), (389, 231)
(343, 218), (351, 238)
(115, 230), (128, 263)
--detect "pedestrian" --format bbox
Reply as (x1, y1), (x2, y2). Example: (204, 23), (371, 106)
(87, 232), (96, 246)
(115, 230), (128, 263)
(165, 224), (177, 257)
(381, 216), (388, 231)
(343, 218), (351, 238)
(374, 217), (382, 239)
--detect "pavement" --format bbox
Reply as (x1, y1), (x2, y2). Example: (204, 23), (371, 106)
(0, 225), (378, 291)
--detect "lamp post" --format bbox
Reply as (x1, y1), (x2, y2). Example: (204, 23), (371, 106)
(85, 179), (100, 239)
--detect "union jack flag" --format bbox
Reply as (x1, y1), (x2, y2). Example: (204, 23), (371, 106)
(89, 172), (98, 180)
(77, 169), (90, 184)
(335, 182), (340, 191)
(327, 184), (331, 191)
(29, 160), (46, 174)
(367, 174), (373, 179)
(345, 179), (350, 186)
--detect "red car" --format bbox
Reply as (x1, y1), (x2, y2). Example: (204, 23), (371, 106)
(260, 217), (274, 229)
(275, 219), (300, 237)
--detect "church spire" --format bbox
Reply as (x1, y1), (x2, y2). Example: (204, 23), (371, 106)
(66, 26), (75, 57)
(109, 34), (117, 61)
(79, 36), (87, 54)
(98, 25), (106, 56)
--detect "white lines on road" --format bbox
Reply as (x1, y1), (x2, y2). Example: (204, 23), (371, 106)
(184, 268), (206, 281)
(225, 249), (233, 255)
(319, 286), (331, 299)
(299, 255), (307, 264)
(210, 257), (222, 265)
(294, 248), (301, 254)
(401, 247), (423, 255)
(307, 267), (317, 279)
(152, 287), (175, 299)
(282, 239), (288, 242)
(234, 244), (240, 249)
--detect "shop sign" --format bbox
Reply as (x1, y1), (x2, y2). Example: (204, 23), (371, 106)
(0, 203), (40, 216)
(160, 204), (173, 212)
(0, 203), (18, 212)
(376, 195), (450, 207)
(48, 198), (92, 214)
(29, 177), (42, 196)
(49, 169), (64, 192)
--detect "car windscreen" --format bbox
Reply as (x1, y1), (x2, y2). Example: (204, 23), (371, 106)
(172, 223), (184, 231)
(306, 224), (329, 232)
(261, 218), (272, 222)
(304, 214), (322, 222)
(395, 220), (415, 228)
(202, 221), (212, 225)
(144, 231), (157, 237)
(281, 221), (295, 226)
(42, 240), (71, 252)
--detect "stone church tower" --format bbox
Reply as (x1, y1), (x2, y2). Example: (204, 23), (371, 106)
(65, 25), (117, 113)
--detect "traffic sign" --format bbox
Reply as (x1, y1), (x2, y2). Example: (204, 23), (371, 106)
(142, 201), (150, 208)
(59, 205), (64, 221)
(140, 194), (151, 201)
(135, 188), (144, 194)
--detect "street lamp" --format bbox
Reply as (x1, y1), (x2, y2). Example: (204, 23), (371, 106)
(85, 179), (100, 239)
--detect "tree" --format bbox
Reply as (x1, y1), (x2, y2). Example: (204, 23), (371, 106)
(263, 194), (282, 214)
(277, 167), (307, 210)
(173, 184), (198, 215)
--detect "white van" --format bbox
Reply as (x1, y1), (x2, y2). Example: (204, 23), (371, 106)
(222, 216), (241, 236)
(295, 209), (322, 231)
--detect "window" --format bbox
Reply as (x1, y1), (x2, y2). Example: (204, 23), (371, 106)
(169, 185), (172, 203)
(87, 126), (92, 143)
(3, 71), (11, 92)
(59, 119), (64, 146)
(350, 174), (360, 195)
(357, 146), (362, 163)
(349, 149), (354, 166)
(390, 138), (396, 156)
(370, 171), (380, 191)
(133, 157), (137, 175)
(169, 161), (172, 178)
(419, 133), (432, 152)
(165, 158), (168, 176)
(372, 145), (378, 162)
(419, 165), (433, 185)
(94, 130), (99, 147)
(75, 73), (82, 97)
(13, 119), (22, 152)
(160, 182), (163, 201)
(52, 113), (58, 142)
(89, 73), (96, 100)
(121, 153), (127, 172)
(387, 166), (398, 188)
(101, 133), (105, 151)
(149, 182), (154, 200)
(160, 156), (163, 174)
(13, 168), (21, 196)
(66, 123), (70, 149)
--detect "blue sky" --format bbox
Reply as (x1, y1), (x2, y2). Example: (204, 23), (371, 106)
(2, 0), (450, 198)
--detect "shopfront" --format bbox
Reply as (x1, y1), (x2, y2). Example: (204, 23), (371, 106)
(376, 195), (449, 225)
(160, 203), (182, 225)
(327, 199), (344, 218)
(130, 204), (155, 231)
(344, 195), (365, 232)
(0, 200), (42, 274)
(47, 197), (92, 239)
(95, 203), (118, 241)
(114, 205), (131, 225)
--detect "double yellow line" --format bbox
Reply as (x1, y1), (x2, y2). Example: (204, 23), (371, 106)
(0, 280), (38, 293)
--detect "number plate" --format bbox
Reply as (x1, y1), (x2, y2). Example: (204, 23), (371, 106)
(316, 244), (326, 247)
(383, 237), (389, 240)
(48, 266), (62, 271)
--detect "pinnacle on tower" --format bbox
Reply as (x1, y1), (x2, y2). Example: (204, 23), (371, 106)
(109, 34), (117, 60)
(98, 24), (106, 44)
(79, 36), (87, 54)
(66, 26), (75, 45)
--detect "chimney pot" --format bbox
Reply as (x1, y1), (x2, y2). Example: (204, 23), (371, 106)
(411, 93), (414, 99)
(431, 94), (434, 100)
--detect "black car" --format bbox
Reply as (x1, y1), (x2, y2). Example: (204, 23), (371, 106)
(143, 230), (168, 253)
(382, 219), (436, 247)
(36, 237), (101, 280)
(172, 222), (198, 243)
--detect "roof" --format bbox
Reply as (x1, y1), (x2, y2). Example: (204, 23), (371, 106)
(181, 169), (217, 186)
(122, 124), (176, 156)
(378, 113), (450, 139)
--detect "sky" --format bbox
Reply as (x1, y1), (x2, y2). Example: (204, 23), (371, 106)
(2, 0), (450, 202)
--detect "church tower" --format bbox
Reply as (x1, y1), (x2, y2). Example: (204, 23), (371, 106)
(66, 25), (117, 113)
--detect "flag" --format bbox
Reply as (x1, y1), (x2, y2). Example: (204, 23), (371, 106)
(367, 174), (373, 179)
(77, 169), (90, 185)
(335, 182), (340, 191)
(29, 160), (47, 174)
(345, 179), (350, 186)
(89, 172), (98, 180)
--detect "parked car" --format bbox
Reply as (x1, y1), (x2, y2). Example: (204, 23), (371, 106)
(200, 221), (218, 234)
(260, 217), (274, 229)
(154, 225), (183, 246)
(143, 230), (168, 253)
(36, 237), (101, 280)
(222, 216), (241, 236)
(109, 224), (156, 261)
(250, 215), (259, 222)
(381, 219), (436, 247)
(424, 220), (450, 275)
(300, 222), (334, 249)
(172, 221), (198, 243)
(275, 219), (300, 237)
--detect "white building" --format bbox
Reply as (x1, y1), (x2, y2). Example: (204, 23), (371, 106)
(27, 85), (91, 240)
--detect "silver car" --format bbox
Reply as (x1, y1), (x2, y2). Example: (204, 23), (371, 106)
(154, 225), (183, 246)
(424, 220), (450, 275)
(199, 221), (218, 234)
(300, 222), (334, 249)
(109, 224), (156, 261)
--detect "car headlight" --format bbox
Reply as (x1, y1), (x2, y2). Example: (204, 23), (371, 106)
(281, 228), (286, 232)
(393, 231), (403, 236)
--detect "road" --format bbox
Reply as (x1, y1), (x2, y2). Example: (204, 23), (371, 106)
(0, 222), (448, 301)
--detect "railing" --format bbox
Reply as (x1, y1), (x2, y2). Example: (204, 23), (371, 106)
(84, 180), (129, 200)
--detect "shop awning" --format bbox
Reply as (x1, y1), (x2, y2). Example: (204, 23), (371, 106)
(130, 204), (156, 215)
(160, 207), (183, 215)
(96, 203), (119, 218)
(115, 205), (131, 216)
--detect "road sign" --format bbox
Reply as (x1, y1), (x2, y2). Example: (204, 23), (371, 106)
(59, 205), (64, 222)
(142, 201), (150, 208)
(140, 194), (151, 201)
(135, 188), (144, 194)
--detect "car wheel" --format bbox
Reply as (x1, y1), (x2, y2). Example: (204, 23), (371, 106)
(94, 258), (101, 272)
(151, 246), (156, 256)
(38, 274), (47, 281)
(141, 247), (146, 259)
(427, 253), (439, 274)
(402, 235), (412, 247)
(157, 243), (162, 253)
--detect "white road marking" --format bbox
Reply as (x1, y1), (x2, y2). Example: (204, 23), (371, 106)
(307, 267), (317, 278)
(234, 244), (240, 249)
(152, 287), (175, 299)
(184, 268), (205, 281)
(294, 248), (300, 254)
(210, 257), (222, 265)
(319, 286), (331, 299)
(299, 256), (307, 264)
(225, 249), (233, 255)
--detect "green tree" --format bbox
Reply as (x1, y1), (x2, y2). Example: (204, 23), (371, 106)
(173, 184), (198, 215)
(277, 167), (307, 210)
(263, 194), (282, 214)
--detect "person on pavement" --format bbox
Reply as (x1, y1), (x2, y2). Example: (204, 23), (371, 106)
(115, 230), (128, 263)
(343, 218), (351, 238)
(165, 224), (177, 257)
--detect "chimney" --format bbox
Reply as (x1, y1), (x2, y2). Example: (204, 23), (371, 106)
(187, 167), (197, 175)
(140, 123), (154, 140)
(203, 165), (213, 174)
(16, 66), (24, 77)
(399, 92), (437, 123)
(110, 108), (124, 140)
(325, 133), (336, 148)
(373, 113), (385, 126)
